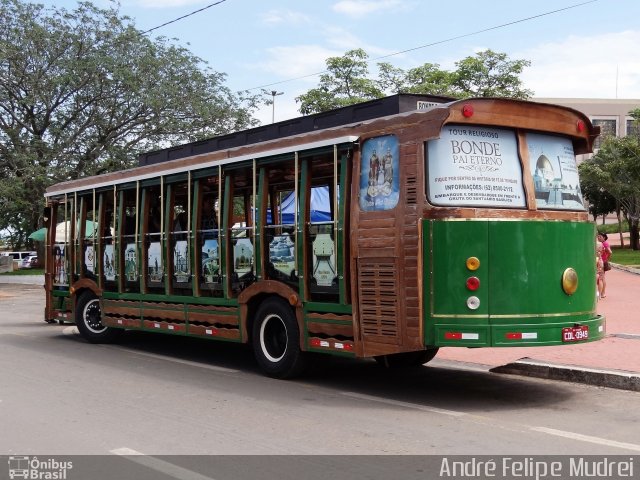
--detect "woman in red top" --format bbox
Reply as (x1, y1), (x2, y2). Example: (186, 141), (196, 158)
(597, 233), (612, 298)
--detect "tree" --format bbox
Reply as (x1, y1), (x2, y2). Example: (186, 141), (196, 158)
(579, 135), (640, 250)
(580, 176), (617, 223)
(297, 49), (532, 114)
(0, 0), (260, 249)
(296, 49), (383, 115)
(451, 50), (532, 99)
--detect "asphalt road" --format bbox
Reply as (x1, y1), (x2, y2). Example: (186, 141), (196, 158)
(1, 284), (639, 477)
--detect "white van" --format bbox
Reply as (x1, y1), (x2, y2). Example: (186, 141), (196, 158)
(1, 251), (37, 261)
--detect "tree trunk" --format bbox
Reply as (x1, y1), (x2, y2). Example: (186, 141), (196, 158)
(630, 218), (640, 250)
(616, 206), (624, 247)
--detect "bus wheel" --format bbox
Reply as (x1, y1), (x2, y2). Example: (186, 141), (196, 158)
(375, 348), (439, 368)
(75, 291), (121, 344)
(252, 298), (306, 379)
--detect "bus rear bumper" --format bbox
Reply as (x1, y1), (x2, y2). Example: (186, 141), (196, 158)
(432, 315), (606, 347)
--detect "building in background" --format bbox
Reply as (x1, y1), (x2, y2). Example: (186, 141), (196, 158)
(535, 98), (640, 159)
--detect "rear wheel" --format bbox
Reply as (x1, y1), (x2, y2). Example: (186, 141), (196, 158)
(75, 291), (122, 344)
(252, 298), (306, 379)
(375, 348), (439, 368)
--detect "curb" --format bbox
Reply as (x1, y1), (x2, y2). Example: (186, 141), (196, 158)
(490, 357), (640, 392)
(612, 262), (640, 275)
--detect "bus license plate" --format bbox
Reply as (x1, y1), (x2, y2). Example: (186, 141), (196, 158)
(562, 326), (589, 342)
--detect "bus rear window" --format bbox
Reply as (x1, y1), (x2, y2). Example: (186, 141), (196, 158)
(527, 133), (585, 211)
(426, 126), (526, 208)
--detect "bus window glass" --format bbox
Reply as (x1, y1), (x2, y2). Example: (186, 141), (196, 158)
(359, 135), (399, 211)
(230, 169), (255, 293)
(526, 133), (585, 211)
(101, 193), (117, 290)
(198, 177), (222, 295)
(426, 125), (526, 208)
(121, 190), (139, 292)
(145, 186), (164, 290)
(53, 201), (70, 286)
(170, 182), (191, 290)
(82, 194), (97, 278)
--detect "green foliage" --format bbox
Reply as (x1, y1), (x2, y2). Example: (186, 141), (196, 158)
(0, 0), (260, 249)
(296, 48), (533, 114)
(579, 135), (640, 249)
(296, 49), (384, 115)
(451, 50), (532, 99)
(580, 175), (617, 221)
(597, 221), (628, 235)
(609, 246), (640, 266)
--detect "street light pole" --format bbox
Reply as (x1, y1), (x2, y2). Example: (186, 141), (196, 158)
(270, 90), (284, 124)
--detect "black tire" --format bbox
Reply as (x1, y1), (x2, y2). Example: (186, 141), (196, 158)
(252, 298), (307, 379)
(375, 348), (439, 368)
(75, 291), (122, 344)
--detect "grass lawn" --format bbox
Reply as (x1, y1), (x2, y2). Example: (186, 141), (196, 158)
(611, 247), (640, 266)
(0, 268), (44, 276)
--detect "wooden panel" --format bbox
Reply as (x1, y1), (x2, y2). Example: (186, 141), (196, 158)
(102, 300), (140, 317)
(306, 321), (354, 338)
(188, 324), (240, 340)
(187, 311), (239, 325)
(141, 306), (186, 322)
(142, 320), (186, 333)
(103, 316), (142, 328)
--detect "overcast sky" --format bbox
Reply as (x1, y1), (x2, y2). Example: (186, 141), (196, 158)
(34, 0), (640, 124)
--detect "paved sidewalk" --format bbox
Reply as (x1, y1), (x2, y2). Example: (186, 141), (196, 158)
(437, 265), (640, 390)
(0, 274), (44, 285)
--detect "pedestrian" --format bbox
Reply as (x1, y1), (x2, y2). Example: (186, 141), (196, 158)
(596, 243), (605, 300)
(597, 232), (612, 298)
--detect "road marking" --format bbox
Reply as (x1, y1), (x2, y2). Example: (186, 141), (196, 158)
(343, 393), (640, 452)
(342, 391), (465, 417)
(531, 426), (640, 452)
(111, 448), (216, 480)
(104, 345), (240, 374)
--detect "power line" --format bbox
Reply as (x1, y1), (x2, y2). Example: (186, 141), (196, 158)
(246, 0), (599, 91)
(141, 0), (228, 35)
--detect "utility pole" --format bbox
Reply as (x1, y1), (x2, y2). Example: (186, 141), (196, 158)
(270, 90), (284, 124)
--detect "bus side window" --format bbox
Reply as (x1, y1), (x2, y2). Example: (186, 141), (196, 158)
(145, 186), (164, 291)
(198, 180), (222, 296)
(170, 182), (192, 292)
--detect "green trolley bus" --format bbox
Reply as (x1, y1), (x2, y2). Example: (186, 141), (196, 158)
(43, 95), (604, 378)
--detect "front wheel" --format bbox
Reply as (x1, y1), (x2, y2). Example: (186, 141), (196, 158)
(252, 298), (306, 379)
(375, 348), (439, 368)
(75, 291), (122, 344)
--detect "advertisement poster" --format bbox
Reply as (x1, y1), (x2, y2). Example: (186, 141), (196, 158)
(359, 135), (400, 211)
(527, 133), (585, 210)
(202, 239), (219, 283)
(147, 242), (163, 283)
(269, 235), (295, 279)
(103, 244), (116, 282)
(125, 243), (138, 282)
(173, 240), (189, 283)
(427, 126), (526, 208)
(312, 231), (336, 287)
(53, 244), (68, 285)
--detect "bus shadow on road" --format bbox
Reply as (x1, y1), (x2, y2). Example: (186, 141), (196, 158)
(55, 328), (574, 413)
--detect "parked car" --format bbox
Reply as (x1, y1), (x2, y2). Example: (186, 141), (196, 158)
(20, 255), (39, 269)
